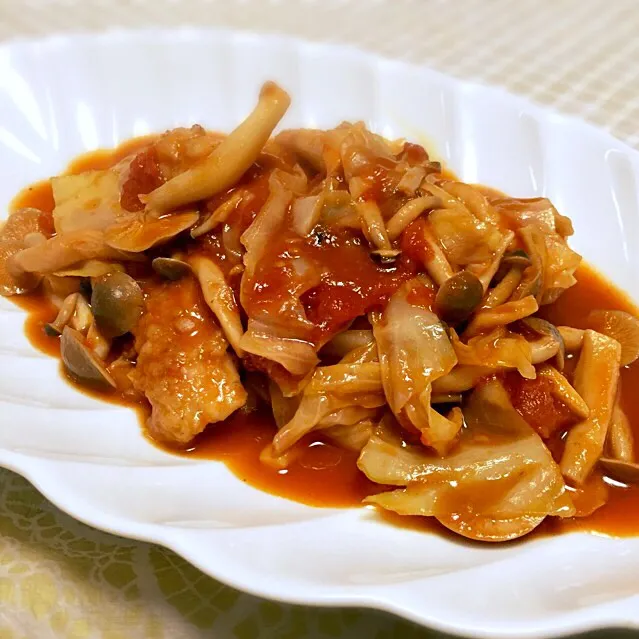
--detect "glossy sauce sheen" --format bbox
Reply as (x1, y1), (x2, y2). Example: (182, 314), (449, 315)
(10, 141), (639, 538)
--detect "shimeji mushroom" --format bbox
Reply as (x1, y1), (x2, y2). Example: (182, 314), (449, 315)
(60, 326), (116, 389)
(151, 257), (193, 281)
(435, 271), (484, 324)
(91, 271), (144, 337)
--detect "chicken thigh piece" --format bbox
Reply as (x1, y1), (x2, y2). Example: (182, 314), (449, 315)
(131, 276), (247, 445)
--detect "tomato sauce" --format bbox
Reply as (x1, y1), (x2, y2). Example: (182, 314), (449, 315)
(120, 147), (165, 212)
(242, 225), (418, 343)
(8, 138), (639, 539)
(184, 411), (378, 507)
(504, 372), (577, 439)
(401, 218), (433, 264)
(14, 275), (375, 507)
(300, 233), (418, 339)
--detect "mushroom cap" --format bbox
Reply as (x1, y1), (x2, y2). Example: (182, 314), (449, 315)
(60, 326), (116, 389)
(435, 271), (483, 324)
(91, 271), (144, 337)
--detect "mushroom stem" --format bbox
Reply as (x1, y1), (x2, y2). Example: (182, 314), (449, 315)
(190, 255), (245, 356)
(464, 295), (538, 338)
(482, 266), (523, 309)
(561, 330), (621, 485)
(144, 82), (291, 213)
(529, 335), (560, 364)
(370, 248), (401, 266)
(45, 293), (79, 336)
(522, 317), (565, 370)
(557, 326), (584, 351)
(70, 295), (94, 333)
(86, 321), (111, 360)
(606, 392), (634, 462)
(473, 230), (515, 293)
(386, 195), (440, 240)
(356, 200), (391, 250)
(419, 224), (454, 287)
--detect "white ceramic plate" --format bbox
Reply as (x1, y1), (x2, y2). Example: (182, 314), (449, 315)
(1, 28), (639, 639)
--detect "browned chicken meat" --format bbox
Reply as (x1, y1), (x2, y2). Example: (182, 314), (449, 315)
(130, 277), (247, 445)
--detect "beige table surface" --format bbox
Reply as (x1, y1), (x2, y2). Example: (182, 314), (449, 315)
(1, 1), (639, 637)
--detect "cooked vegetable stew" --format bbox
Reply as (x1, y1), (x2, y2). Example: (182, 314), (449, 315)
(4, 83), (639, 542)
